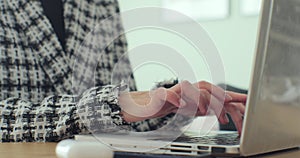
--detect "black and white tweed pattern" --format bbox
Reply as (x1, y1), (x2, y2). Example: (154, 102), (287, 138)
(0, 84), (126, 142)
(0, 0), (187, 142)
(0, 0), (136, 103)
(0, 81), (188, 142)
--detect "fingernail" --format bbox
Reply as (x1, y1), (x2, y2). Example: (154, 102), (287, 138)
(180, 99), (187, 107)
(225, 94), (232, 101)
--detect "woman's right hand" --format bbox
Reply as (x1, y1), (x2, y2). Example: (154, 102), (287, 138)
(119, 80), (247, 134)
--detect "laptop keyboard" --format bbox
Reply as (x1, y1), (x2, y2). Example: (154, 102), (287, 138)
(174, 133), (240, 145)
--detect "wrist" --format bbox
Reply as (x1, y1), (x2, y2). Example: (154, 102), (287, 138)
(118, 91), (153, 122)
(120, 110), (146, 123)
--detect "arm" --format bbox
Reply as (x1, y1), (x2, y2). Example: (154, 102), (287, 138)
(0, 83), (130, 142)
(0, 80), (247, 142)
(0, 79), (187, 142)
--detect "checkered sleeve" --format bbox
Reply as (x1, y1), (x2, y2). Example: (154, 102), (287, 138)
(0, 83), (130, 142)
(0, 79), (193, 142)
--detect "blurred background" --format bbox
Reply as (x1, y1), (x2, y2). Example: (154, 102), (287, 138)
(119, 0), (260, 91)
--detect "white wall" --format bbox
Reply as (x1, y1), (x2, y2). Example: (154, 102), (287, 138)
(118, 0), (259, 91)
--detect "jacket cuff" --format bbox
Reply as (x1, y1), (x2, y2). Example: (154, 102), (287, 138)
(77, 82), (131, 133)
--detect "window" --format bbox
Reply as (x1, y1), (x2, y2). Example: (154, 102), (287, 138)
(163, 0), (229, 22)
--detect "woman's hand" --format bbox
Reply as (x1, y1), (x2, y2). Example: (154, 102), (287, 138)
(119, 80), (247, 134)
(171, 81), (247, 134)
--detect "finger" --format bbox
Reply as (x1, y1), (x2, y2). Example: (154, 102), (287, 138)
(229, 102), (246, 115)
(180, 81), (203, 114)
(198, 89), (229, 124)
(194, 81), (232, 103)
(226, 103), (244, 135)
(215, 108), (229, 124)
(166, 89), (187, 107)
(198, 89), (209, 115)
(225, 91), (247, 103)
(152, 88), (184, 108)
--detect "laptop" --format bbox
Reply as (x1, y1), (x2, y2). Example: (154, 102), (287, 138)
(75, 0), (300, 156)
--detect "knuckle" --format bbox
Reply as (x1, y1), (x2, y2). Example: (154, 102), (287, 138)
(199, 109), (207, 115)
(199, 80), (209, 85)
(156, 87), (166, 92)
(200, 89), (210, 96)
(181, 80), (191, 86)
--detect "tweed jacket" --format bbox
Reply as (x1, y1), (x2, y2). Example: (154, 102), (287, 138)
(0, 0), (185, 142)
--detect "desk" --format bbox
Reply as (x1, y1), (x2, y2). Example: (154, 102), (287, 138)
(0, 143), (57, 158)
(0, 143), (299, 158)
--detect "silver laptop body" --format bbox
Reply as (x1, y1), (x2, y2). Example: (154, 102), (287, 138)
(240, 0), (300, 156)
(76, 0), (300, 156)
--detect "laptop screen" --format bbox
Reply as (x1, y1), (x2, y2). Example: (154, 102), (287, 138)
(241, 0), (300, 156)
(265, 0), (300, 78)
